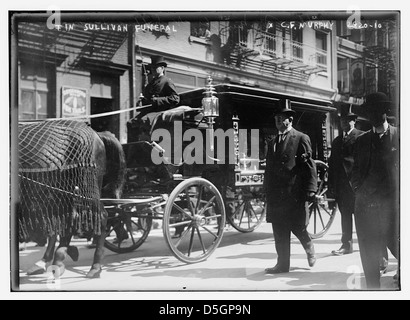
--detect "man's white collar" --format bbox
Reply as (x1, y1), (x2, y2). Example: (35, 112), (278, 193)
(373, 121), (389, 134)
(279, 125), (292, 135)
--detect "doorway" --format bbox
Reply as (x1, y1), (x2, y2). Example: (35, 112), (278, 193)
(90, 97), (119, 136)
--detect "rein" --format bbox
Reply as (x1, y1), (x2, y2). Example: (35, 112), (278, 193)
(19, 174), (93, 201)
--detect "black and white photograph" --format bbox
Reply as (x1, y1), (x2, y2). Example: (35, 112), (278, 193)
(4, 2), (409, 301)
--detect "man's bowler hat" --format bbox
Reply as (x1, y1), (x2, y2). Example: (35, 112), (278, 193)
(149, 55), (168, 68)
(361, 92), (391, 115)
(338, 105), (358, 120)
(274, 99), (296, 116)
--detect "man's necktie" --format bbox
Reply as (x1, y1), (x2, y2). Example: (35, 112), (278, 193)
(379, 130), (388, 139)
(275, 133), (285, 152)
(279, 132), (288, 142)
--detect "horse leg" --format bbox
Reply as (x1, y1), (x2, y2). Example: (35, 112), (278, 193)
(51, 233), (80, 277)
(86, 230), (106, 278)
(51, 246), (68, 277)
(67, 245), (79, 262)
(26, 235), (57, 275)
(57, 234), (79, 262)
(86, 210), (107, 278)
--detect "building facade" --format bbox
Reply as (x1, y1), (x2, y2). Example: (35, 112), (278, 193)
(135, 19), (336, 96)
(333, 14), (399, 130)
(15, 19), (134, 142)
(13, 12), (399, 145)
(133, 16), (339, 153)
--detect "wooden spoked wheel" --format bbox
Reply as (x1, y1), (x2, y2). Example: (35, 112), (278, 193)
(226, 187), (266, 233)
(163, 177), (226, 263)
(104, 206), (152, 253)
(307, 160), (337, 239)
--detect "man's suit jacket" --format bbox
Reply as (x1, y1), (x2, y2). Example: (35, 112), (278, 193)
(351, 124), (400, 264)
(351, 125), (399, 199)
(264, 127), (317, 225)
(328, 128), (363, 195)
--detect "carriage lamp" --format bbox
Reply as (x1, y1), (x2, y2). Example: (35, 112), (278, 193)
(202, 76), (219, 118)
(202, 76), (219, 152)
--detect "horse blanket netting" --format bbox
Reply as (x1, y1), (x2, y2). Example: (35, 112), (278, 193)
(18, 120), (103, 242)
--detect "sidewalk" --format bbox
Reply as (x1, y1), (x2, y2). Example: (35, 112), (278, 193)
(16, 213), (399, 295)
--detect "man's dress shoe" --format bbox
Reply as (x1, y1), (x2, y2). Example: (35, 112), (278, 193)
(331, 248), (353, 256)
(265, 265), (289, 274)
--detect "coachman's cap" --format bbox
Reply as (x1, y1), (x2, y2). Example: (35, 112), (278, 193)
(149, 55), (168, 68)
(361, 92), (391, 115)
(274, 99), (296, 116)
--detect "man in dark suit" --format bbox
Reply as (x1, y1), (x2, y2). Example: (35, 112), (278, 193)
(264, 99), (318, 274)
(127, 55), (180, 142)
(351, 92), (399, 289)
(328, 108), (363, 256)
(141, 55), (180, 113)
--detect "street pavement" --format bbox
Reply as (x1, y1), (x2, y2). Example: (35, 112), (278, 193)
(15, 213), (399, 297)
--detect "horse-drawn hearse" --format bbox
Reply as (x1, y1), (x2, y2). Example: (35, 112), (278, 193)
(18, 77), (338, 277)
(102, 77), (338, 261)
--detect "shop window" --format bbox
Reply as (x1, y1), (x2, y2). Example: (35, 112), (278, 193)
(337, 20), (364, 45)
(167, 71), (196, 88)
(316, 31), (328, 66)
(316, 31), (327, 51)
(336, 20), (351, 38)
(337, 57), (350, 94)
(265, 24), (277, 54)
(235, 23), (251, 48)
(363, 27), (376, 47)
(20, 90), (34, 119)
(349, 29), (363, 44)
(160, 70), (210, 92)
(19, 89), (48, 120)
(282, 27), (289, 55)
(19, 60), (50, 120)
(190, 22), (211, 39)
(291, 28), (303, 61)
(197, 77), (208, 87)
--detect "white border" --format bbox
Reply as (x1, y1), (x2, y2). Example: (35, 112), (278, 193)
(2, 0), (409, 301)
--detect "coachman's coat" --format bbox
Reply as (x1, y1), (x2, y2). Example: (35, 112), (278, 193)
(128, 74), (180, 142)
(143, 75), (180, 112)
(264, 128), (317, 226)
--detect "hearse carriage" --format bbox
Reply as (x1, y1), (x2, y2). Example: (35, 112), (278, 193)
(103, 78), (338, 263)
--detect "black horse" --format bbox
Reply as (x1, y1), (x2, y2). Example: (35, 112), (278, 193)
(19, 121), (126, 278)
